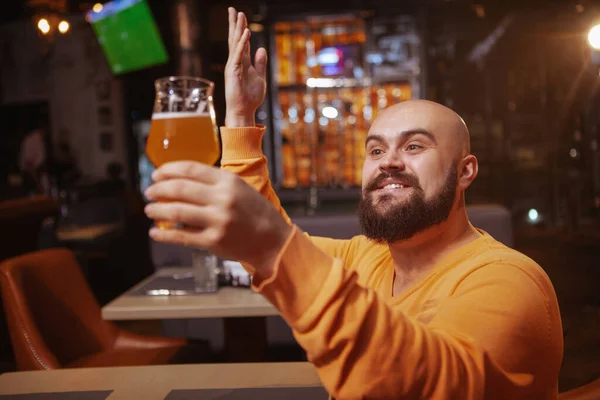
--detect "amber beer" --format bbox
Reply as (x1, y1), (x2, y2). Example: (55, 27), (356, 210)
(146, 112), (220, 167)
(146, 111), (220, 229)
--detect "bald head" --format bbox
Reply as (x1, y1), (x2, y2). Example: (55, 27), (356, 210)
(372, 100), (471, 159)
(360, 100), (478, 240)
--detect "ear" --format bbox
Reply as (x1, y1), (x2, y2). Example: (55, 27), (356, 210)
(458, 155), (478, 191)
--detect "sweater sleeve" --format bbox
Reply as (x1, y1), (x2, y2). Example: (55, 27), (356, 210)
(220, 125), (352, 259)
(253, 227), (562, 400)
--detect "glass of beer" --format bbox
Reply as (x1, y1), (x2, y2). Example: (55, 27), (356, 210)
(146, 76), (220, 229)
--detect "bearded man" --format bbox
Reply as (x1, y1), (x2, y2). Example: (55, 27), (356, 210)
(143, 8), (563, 400)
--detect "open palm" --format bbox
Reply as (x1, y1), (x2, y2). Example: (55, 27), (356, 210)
(225, 8), (267, 124)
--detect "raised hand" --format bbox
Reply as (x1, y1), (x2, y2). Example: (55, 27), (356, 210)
(144, 161), (292, 274)
(224, 7), (268, 127)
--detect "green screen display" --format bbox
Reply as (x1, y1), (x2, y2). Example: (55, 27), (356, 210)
(87, 0), (168, 75)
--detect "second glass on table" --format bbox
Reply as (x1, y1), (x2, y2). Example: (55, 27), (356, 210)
(146, 76), (220, 229)
(192, 248), (219, 293)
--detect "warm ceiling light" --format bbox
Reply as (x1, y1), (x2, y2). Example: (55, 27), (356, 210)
(37, 18), (51, 34)
(58, 20), (70, 34)
(472, 4), (485, 18)
(248, 23), (264, 32)
(588, 24), (600, 50)
(93, 3), (103, 13)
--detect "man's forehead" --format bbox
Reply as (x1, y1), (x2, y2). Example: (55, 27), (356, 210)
(370, 103), (459, 138)
(370, 116), (441, 139)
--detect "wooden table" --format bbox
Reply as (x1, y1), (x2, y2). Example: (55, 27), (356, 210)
(57, 223), (121, 242)
(0, 362), (323, 400)
(102, 268), (278, 320)
(102, 268), (280, 362)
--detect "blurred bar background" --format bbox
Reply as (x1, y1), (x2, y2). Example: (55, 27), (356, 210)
(2, 0), (600, 391)
(1, 0), (599, 227)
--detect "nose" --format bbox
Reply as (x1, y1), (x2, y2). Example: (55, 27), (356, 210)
(379, 151), (406, 173)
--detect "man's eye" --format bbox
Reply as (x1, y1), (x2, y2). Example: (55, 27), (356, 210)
(370, 149), (384, 156)
(406, 144), (422, 151)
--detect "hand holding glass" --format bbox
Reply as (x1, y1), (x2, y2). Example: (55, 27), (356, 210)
(146, 76), (220, 229)
(146, 76), (220, 292)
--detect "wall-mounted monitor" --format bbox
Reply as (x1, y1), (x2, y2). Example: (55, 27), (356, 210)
(87, 0), (169, 75)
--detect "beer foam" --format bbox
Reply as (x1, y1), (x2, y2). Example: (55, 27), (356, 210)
(152, 111), (210, 120)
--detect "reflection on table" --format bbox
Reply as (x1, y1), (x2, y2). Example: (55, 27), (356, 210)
(56, 222), (121, 242)
(102, 267), (278, 320)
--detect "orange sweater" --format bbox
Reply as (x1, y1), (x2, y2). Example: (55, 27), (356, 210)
(220, 125), (563, 400)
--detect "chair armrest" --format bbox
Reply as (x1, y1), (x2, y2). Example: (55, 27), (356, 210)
(113, 329), (187, 350)
(560, 379), (600, 400)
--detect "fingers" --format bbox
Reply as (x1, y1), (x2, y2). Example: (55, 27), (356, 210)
(152, 161), (221, 185)
(145, 202), (213, 230)
(231, 29), (250, 70)
(230, 12), (247, 57)
(245, 28), (251, 59)
(227, 7), (237, 50)
(254, 47), (268, 78)
(149, 225), (212, 249)
(148, 221), (226, 252)
(144, 178), (214, 205)
(238, 12), (248, 36)
(243, 40), (251, 66)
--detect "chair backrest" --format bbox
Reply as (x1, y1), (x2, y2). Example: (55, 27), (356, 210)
(292, 214), (362, 240)
(466, 204), (514, 248)
(0, 195), (58, 370)
(290, 204), (515, 247)
(0, 249), (117, 370)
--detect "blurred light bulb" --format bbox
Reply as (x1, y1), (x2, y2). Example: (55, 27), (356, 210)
(58, 20), (70, 34)
(248, 23), (264, 32)
(93, 3), (103, 13)
(570, 148), (578, 158)
(528, 209), (539, 223)
(38, 18), (50, 35)
(472, 4), (485, 18)
(588, 24), (600, 50)
(322, 106), (339, 119)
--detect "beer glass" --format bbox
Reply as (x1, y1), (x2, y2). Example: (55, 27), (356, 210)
(147, 77), (220, 293)
(146, 76), (220, 229)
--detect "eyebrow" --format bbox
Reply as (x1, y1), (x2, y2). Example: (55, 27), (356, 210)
(365, 129), (437, 147)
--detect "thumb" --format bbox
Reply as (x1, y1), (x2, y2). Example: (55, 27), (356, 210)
(254, 47), (268, 78)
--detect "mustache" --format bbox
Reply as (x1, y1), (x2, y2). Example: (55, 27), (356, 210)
(365, 171), (422, 192)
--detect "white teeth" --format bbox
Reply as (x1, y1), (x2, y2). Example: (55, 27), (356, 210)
(383, 184), (405, 189)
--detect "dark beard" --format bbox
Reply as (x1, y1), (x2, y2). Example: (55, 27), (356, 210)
(357, 165), (458, 243)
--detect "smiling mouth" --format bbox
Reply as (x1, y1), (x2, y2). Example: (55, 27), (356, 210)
(380, 184), (410, 190)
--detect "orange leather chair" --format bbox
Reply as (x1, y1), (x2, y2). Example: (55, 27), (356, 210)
(559, 379), (600, 400)
(0, 195), (58, 369)
(0, 248), (212, 370)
